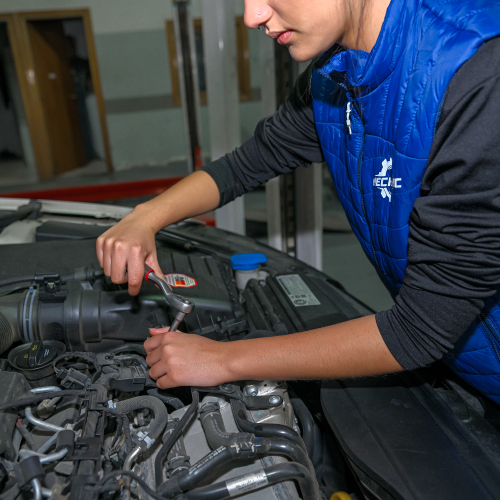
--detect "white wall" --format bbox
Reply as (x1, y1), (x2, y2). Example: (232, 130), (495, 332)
(0, 0), (264, 170)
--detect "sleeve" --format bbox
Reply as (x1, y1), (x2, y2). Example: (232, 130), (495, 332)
(376, 37), (500, 370)
(200, 60), (324, 207)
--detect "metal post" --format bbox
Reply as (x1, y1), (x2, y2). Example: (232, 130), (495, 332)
(202, 0), (245, 235)
(261, 35), (283, 250)
(173, 0), (203, 172)
(295, 163), (323, 270)
(261, 37), (322, 268)
(294, 60), (322, 270)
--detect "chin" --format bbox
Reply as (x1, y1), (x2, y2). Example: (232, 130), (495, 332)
(288, 45), (323, 62)
(288, 45), (318, 62)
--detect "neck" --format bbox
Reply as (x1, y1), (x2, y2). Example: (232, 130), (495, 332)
(340, 0), (392, 52)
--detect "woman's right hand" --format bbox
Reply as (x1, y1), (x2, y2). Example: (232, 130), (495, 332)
(96, 171), (221, 295)
(96, 205), (163, 296)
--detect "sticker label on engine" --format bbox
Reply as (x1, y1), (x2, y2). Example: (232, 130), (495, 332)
(164, 273), (197, 288)
(276, 274), (320, 307)
(226, 470), (268, 497)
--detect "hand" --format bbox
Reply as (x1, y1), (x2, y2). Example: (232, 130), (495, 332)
(145, 328), (234, 389)
(96, 206), (163, 295)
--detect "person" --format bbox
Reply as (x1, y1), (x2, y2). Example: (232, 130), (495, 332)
(97, 0), (500, 403)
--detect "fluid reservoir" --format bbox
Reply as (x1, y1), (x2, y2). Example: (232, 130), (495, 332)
(230, 253), (268, 292)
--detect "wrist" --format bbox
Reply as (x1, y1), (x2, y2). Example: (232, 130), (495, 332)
(130, 201), (169, 234)
(223, 340), (250, 382)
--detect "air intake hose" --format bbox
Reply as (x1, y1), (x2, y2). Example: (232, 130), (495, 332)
(0, 280), (169, 354)
(115, 396), (169, 443)
(0, 311), (17, 355)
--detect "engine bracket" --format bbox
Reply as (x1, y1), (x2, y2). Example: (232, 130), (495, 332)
(192, 384), (283, 410)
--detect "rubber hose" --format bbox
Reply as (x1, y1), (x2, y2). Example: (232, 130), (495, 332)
(109, 344), (146, 355)
(155, 391), (199, 488)
(231, 399), (307, 453)
(147, 389), (184, 410)
(289, 395), (316, 459)
(199, 402), (253, 450)
(0, 276), (35, 289)
(115, 396), (168, 442)
(160, 446), (235, 497)
(257, 437), (319, 493)
(160, 440), (264, 498)
(183, 462), (320, 500)
(0, 310), (17, 355)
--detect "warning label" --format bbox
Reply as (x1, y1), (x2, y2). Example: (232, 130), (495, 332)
(164, 273), (197, 288)
(276, 274), (320, 307)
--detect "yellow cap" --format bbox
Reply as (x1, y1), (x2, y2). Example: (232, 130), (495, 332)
(330, 493), (353, 500)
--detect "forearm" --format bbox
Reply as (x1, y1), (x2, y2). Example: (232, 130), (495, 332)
(133, 170), (220, 233)
(225, 315), (403, 381)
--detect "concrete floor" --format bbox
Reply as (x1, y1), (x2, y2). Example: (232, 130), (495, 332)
(0, 161), (393, 313)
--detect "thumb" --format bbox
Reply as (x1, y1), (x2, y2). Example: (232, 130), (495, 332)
(149, 327), (170, 336)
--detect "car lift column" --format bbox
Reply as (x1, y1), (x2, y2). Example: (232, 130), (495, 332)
(172, 0), (203, 172)
(262, 41), (323, 269)
(202, 0), (245, 235)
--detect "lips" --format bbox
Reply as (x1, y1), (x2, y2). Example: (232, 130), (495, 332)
(277, 30), (293, 45)
(268, 30), (294, 45)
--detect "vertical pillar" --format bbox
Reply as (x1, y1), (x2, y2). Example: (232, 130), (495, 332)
(173, 0), (203, 173)
(261, 35), (283, 250)
(295, 163), (323, 270)
(261, 36), (322, 268)
(294, 60), (322, 270)
(202, 0), (245, 235)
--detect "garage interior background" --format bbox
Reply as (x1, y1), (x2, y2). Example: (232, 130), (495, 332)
(0, 0), (393, 312)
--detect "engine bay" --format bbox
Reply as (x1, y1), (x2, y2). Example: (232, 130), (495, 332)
(2, 200), (500, 500)
(0, 204), (368, 500)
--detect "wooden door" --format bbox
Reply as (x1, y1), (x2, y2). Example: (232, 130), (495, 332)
(27, 20), (86, 175)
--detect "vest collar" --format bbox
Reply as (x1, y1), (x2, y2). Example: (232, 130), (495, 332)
(317, 0), (420, 92)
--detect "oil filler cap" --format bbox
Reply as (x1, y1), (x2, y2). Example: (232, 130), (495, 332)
(230, 253), (267, 271)
(8, 340), (66, 380)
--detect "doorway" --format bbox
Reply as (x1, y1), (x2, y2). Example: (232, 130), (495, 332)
(3, 10), (112, 181)
(0, 21), (37, 185)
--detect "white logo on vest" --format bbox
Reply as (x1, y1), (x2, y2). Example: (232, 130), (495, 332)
(373, 158), (401, 202)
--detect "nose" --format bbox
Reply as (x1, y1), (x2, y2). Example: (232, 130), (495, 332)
(243, 0), (272, 30)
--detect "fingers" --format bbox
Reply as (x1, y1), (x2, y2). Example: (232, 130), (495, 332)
(96, 236), (104, 268)
(144, 329), (174, 356)
(96, 221), (159, 296)
(145, 343), (164, 367)
(148, 350), (169, 379)
(156, 374), (176, 390)
(145, 255), (164, 282)
(126, 245), (146, 296)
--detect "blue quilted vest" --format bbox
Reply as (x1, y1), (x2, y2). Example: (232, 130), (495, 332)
(311, 0), (500, 403)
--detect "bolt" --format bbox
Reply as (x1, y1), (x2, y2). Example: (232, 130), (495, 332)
(221, 384), (233, 392)
(245, 385), (259, 397)
(269, 395), (282, 405)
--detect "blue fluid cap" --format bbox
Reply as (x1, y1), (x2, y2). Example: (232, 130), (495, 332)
(230, 253), (267, 271)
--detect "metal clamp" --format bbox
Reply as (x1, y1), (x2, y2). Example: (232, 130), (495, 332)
(191, 384), (283, 410)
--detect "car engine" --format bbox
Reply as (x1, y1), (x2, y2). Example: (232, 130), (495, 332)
(0, 202), (370, 500)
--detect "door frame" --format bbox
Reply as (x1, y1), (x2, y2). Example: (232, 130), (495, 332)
(1, 9), (113, 179)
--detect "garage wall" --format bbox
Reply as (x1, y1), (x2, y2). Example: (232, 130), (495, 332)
(0, 0), (264, 170)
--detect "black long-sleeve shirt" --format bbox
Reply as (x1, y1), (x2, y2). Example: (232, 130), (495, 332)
(201, 36), (500, 370)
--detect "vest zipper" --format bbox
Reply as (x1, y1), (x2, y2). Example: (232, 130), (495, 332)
(478, 314), (500, 365)
(340, 76), (381, 273)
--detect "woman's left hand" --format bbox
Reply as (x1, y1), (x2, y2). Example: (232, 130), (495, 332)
(144, 328), (234, 389)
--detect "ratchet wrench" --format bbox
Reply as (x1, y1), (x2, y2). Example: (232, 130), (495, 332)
(144, 265), (195, 331)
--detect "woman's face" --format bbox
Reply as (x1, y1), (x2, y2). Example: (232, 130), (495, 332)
(244, 0), (349, 61)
